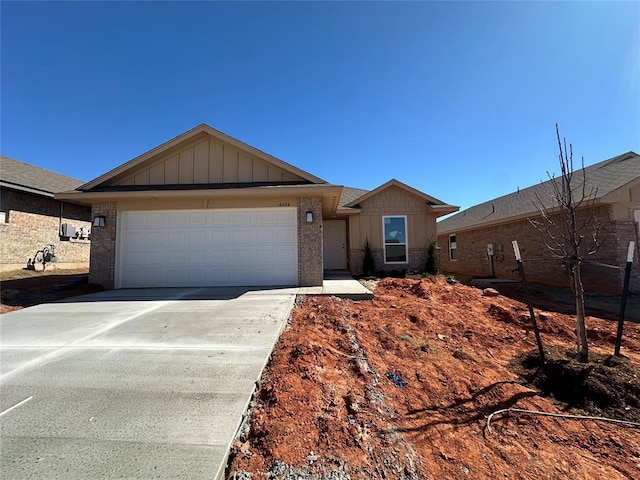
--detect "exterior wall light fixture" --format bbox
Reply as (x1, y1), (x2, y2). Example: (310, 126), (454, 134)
(92, 216), (106, 228)
(306, 211), (314, 223)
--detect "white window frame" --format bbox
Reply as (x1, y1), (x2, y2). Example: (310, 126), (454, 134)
(449, 234), (457, 261)
(382, 215), (408, 264)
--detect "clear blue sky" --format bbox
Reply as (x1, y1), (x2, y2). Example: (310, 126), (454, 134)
(1, 1), (638, 211)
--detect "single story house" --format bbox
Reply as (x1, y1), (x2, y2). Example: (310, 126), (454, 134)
(0, 155), (92, 271)
(437, 151), (640, 293)
(56, 124), (458, 289)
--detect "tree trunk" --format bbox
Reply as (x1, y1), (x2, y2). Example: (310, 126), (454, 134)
(573, 263), (589, 363)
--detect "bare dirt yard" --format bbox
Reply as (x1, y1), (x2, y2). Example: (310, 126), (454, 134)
(226, 276), (640, 479)
(0, 267), (102, 314)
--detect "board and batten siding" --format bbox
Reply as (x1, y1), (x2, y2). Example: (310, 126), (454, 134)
(117, 137), (305, 186)
(348, 185), (438, 273)
(349, 185), (437, 250)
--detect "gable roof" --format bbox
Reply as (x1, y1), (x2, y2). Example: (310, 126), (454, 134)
(80, 124), (326, 190)
(438, 151), (640, 234)
(345, 178), (453, 208)
(0, 155), (85, 197)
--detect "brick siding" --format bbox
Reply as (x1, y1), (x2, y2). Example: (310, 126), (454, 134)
(297, 197), (323, 286)
(0, 190), (91, 271)
(89, 202), (117, 288)
(349, 247), (428, 275)
(438, 204), (639, 293)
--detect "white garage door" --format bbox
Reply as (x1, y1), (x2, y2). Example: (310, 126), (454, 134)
(116, 208), (297, 288)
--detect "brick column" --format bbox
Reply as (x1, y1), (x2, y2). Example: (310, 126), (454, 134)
(89, 202), (117, 288)
(297, 197), (323, 286)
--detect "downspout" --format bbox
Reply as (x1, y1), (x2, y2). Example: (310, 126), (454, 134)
(59, 201), (64, 236)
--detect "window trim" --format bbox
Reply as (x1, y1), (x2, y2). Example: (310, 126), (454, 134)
(449, 234), (457, 261)
(382, 215), (408, 264)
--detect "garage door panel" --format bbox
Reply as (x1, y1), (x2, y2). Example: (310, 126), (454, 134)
(274, 247), (296, 264)
(211, 248), (231, 263)
(187, 269), (209, 285)
(188, 231), (209, 247)
(146, 231), (166, 246)
(167, 250), (187, 265)
(275, 271), (294, 284)
(168, 231), (187, 247)
(118, 209), (297, 288)
(255, 211), (276, 225)
(121, 212), (148, 228)
(127, 269), (165, 287)
(126, 231), (150, 247)
(212, 212), (231, 226)
(255, 230), (275, 243)
(275, 210), (296, 224)
(187, 212), (208, 225)
(146, 251), (166, 265)
(168, 213), (187, 226)
(233, 230), (254, 244)
(276, 229), (296, 243)
(187, 249), (208, 264)
(231, 248), (253, 263)
(212, 231), (231, 244)
(232, 212), (252, 226)
(230, 268), (252, 283)
(210, 269), (231, 285)
(145, 213), (167, 227)
(165, 269), (188, 286)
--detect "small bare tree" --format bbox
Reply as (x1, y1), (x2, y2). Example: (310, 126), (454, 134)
(530, 125), (602, 363)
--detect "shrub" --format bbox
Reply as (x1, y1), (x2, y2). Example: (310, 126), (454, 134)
(363, 237), (375, 276)
(425, 238), (439, 275)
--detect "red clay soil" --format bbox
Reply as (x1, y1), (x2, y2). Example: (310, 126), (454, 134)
(226, 276), (640, 479)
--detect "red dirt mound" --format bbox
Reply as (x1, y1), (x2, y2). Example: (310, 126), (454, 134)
(227, 277), (640, 479)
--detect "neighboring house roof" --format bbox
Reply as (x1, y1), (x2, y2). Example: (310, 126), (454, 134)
(438, 151), (640, 234)
(79, 124), (327, 190)
(0, 155), (85, 197)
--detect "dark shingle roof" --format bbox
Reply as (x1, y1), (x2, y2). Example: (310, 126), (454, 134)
(438, 151), (640, 233)
(339, 186), (369, 208)
(0, 155), (85, 196)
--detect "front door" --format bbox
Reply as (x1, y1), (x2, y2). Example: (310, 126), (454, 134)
(323, 220), (347, 270)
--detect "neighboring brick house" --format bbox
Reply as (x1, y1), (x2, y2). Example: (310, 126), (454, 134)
(0, 156), (92, 271)
(56, 124), (457, 289)
(437, 151), (640, 293)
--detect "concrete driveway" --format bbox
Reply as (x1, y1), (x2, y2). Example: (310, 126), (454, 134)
(0, 287), (297, 479)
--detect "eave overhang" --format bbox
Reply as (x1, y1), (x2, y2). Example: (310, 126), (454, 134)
(55, 183), (345, 215)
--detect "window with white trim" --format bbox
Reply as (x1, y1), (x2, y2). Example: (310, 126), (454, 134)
(383, 215), (407, 263)
(449, 234), (457, 261)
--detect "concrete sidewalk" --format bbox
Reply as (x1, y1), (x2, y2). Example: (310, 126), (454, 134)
(297, 271), (373, 300)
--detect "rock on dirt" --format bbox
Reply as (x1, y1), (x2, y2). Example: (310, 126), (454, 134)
(482, 287), (500, 297)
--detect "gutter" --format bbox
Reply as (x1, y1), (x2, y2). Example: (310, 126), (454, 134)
(0, 180), (55, 198)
